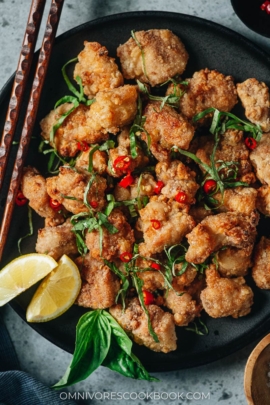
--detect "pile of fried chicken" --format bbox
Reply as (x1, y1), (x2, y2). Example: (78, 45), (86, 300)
(21, 29), (270, 354)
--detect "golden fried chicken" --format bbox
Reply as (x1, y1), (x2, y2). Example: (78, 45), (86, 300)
(135, 257), (165, 292)
(256, 185), (270, 216)
(110, 297), (177, 353)
(75, 255), (120, 308)
(75, 147), (108, 175)
(74, 41), (124, 98)
(155, 160), (199, 206)
(170, 68), (238, 121)
(250, 133), (270, 185)
(200, 265), (253, 318)
(21, 166), (64, 225)
(164, 287), (202, 326)
(214, 187), (257, 216)
(40, 103), (108, 158)
(142, 101), (195, 162)
(138, 195), (196, 257)
(252, 237), (270, 289)
(35, 219), (78, 260)
(216, 246), (253, 277)
(236, 78), (270, 132)
(185, 211), (259, 264)
(114, 172), (157, 203)
(85, 208), (135, 260)
(189, 205), (213, 224)
(117, 29), (188, 87)
(46, 166), (107, 214)
(172, 264), (198, 289)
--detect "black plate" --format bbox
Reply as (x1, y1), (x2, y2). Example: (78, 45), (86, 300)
(231, 0), (270, 38)
(1, 11), (270, 372)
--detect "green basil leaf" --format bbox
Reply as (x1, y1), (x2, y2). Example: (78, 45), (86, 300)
(97, 212), (119, 234)
(53, 310), (111, 388)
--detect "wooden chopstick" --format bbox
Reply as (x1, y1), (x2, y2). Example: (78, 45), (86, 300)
(0, 0), (46, 192)
(0, 0), (65, 262)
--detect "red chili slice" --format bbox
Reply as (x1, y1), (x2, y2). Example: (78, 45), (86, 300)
(119, 252), (133, 262)
(150, 219), (161, 230)
(142, 290), (155, 305)
(113, 155), (132, 172)
(175, 191), (188, 203)
(203, 179), (217, 194)
(49, 198), (62, 210)
(90, 201), (98, 209)
(15, 190), (28, 206)
(77, 141), (90, 152)
(119, 172), (134, 188)
(150, 262), (161, 270)
(267, 3), (270, 13)
(244, 137), (257, 150)
(154, 181), (164, 194)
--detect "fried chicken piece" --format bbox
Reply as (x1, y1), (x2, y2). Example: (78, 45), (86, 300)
(86, 208), (135, 260)
(189, 205), (213, 224)
(46, 166), (106, 214)
(185, 211), (259, 264)
(75, 147), (108, 175)
(74, 41), (124, 98)
(164, 288), (202, 326)
(108, 127), (148, 177)
(135, 257), (165, 291)
(250, 133), (270, 185)
(142, 101), (195, 162)
(75, 255), (120, 308)
(236, 78), (270, 132)
(155, 160), (199, 206)
(172, 264), (198, 289)
(110, 297), (177, 353)
(216, 246), (253, 277)
(214, 187), (257, 216)
(256, 185), (270, 216)
(169, 68), (237, 121)
(200, 265), (253, 318)
(35, 219), (77, 260)
(117, 29), (188, 87)
(114, 172), (157, 202)
(252, 237), (270, 289)
(40, 103), (109, 158)
(87, 85), (138, 135)
(21, 166), (64, 225)
(138, 195), (196, 257)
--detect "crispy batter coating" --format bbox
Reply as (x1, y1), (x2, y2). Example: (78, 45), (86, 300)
(35, 219), (77, 260)
(252, 237), (270, 289)
(74, 41), (124, 98)
(250, 133), (270, 185)
(75, 147), (108, 175)
(185, 211), (259, 264)
(139, 195), (196, 257)
(21, 166), (64, 224)
(216, 246), (253, 277)
(200, 265), (253, 318)
(172, 265), (198, 289)
(165, 288), (202, 326)
(87, 85), (138, 135)
(142, 101), (195, 162)
(189, 205), (213, 224)
(110, 298), (177, 353)
(46, 166), (106, 214)
(214, 187), (257, 216)
(117, 29), (188, 87)
(171, 68), (237, 121)
(256, 185), (270, 216)
(75, 255), (120, 308)
(236, 78), (270, 132)
(40, 103), (109, 158)
(155, 160), (199, 206)
(114, 172), (157, 203)
(86, 208), (135, 260)
(135, 257), (165, 291)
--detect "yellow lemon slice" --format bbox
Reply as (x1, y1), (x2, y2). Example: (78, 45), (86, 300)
(0, 254), (58, 307)
(26, 254), (81, 322)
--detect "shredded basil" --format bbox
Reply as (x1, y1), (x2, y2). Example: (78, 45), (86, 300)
(17, 205), (33, 255)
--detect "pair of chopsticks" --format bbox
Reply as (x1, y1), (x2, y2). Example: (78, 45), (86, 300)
(0, 0), (65, 261)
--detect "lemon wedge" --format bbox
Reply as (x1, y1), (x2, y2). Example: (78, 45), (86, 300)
(26, 254), (81, 322)
(0, 254), (58, 307)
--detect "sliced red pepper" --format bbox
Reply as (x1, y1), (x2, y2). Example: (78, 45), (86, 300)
(154, 180), (164, 194)
(49, 198), (62, 210)
(119, 252), (133, 262)
(245, 137), (257, 150)
(150, 262), (161, 270)
(90, 201), (98, 209)
(113, 155), (132, 172)
(203, 179), (217, 194)
(142, 290), (155, 305)
(150, 219), (161, 230)
(175, 191), (188, 203)
(267, 3), (270, 13)
(119, 172), (134, 188)
(15, 190), (28, 206)
(77, 141), (90, 152)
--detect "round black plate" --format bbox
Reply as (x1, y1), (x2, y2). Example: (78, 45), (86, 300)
(1, 11), (270, 372)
